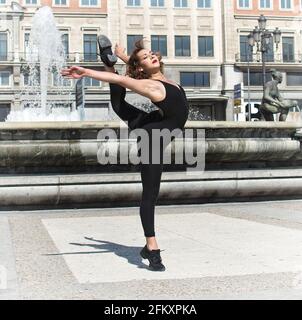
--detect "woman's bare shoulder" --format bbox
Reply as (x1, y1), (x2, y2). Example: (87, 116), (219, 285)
(116, 76), (165, 101)
(141, 78), (165, 91)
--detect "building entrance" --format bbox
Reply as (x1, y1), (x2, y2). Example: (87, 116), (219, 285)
(188, 101), (226, 121)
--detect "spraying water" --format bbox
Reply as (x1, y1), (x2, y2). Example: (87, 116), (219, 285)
(6, 6), (80, 122)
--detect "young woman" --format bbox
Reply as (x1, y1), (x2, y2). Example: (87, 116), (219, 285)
(61, 35), (189, 272)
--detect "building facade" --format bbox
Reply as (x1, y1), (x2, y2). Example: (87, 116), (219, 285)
(0, 0), (109, 121)
(108, 0), (226, 121)
(223, 0), (302, 121)
(1, 0), (302, 122)
(0, 0), (227, 122)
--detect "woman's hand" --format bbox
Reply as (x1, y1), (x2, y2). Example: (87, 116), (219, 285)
(114, 43), (126, 58)
(60, 66), (86, 79)
(114, 43), (130, 64)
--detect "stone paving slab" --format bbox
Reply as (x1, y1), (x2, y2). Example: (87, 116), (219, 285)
(3, 201), (302, 299)
(42, 212), (302, 284)
(0, 217), (19, 300)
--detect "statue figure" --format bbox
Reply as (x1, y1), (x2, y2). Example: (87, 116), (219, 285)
(260, 69), (298, 121)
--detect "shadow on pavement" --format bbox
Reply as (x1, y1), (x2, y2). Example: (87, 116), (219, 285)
(43, 236), (150, 270)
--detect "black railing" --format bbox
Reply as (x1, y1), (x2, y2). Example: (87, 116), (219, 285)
(236, 53), (301, 64)
(0, 52), (14, 62)
(0, 52), (103, 63)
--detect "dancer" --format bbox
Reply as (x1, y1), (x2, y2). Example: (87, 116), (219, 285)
(61, 35), (189, 271)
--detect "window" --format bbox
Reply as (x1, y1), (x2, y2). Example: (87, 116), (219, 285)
(240, 35), (252, 62)
(197, 0), (211, 8)
(180, 72), (210, 87)
(174, 0), (188, 8)
(24, 33), (30, 59)
(0, 33), (7, 61)
(84, 77), (100, 87)
(24, 33), (30, 48)
(282, 37), (294, 62)
(61, 34), (69, 56)
(53, 72), (71, 87)
(127, 35), (143, 54)
(23, 73), (29, 86)
(243, 72), (271, 86)
(0, 104), (10, 122)
(83, 34), (97, 61)
(151, 0), (164, 6)
(0, 0), (6, 4)
(287, 73), (302, 86)
(238, 0), (251, 8)
(127, 0), (141, 6)
(23, 69), (40, 86)
(53, 0), (68, 5)
(259, 0), (271, 8)
(198, 36), (214, 57)
(0, 72), (9, 86)
(280, 0), (292, 9)
(264, 36), (274, 62)
(239, 35), (273, 62)
(25, 0), (38, 4)
(175, 36), (190, 56)
(80, 0), (98, 6)
(151, 35), (167, 56)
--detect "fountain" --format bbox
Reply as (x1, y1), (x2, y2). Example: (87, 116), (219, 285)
(6, 6), (80, 122)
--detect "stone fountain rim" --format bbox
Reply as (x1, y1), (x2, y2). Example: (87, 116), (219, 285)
(0, 121), (302, 130)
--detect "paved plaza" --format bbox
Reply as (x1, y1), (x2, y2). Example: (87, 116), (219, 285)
(2, 200), (302, 300)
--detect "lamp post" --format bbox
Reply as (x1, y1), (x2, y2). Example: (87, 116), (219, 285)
(246, 15), (281, 119)
(247, 32), (254, 121)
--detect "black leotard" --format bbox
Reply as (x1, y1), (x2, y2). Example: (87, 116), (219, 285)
(151, 79), (189, 128)
(109, 79), (189, 237)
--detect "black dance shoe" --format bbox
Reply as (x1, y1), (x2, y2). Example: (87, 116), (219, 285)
(97, 34), (118, 67)
(140, 245), (166, 271)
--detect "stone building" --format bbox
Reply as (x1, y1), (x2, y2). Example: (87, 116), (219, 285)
(223, 0), (302, 121)
(0, 0), (227, 122)
(0, 0), (108, 121)
(1, 0), (302, 122)
(108, 0), (226, 121)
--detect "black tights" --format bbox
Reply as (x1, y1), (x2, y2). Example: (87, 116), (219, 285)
(110, 82), (174, 237)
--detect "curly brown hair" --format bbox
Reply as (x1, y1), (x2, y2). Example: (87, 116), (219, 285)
(126, 38), (164, 79)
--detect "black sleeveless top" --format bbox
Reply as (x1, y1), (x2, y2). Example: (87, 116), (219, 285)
(151, 80), (189, 129)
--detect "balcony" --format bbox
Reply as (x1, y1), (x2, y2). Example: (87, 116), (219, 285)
(0, 52), (104, 64)
(0, 52), (15, 63)
(235, 53), (302, 70)
(55, 53), (102, 63)
(19, 52), (101, 64)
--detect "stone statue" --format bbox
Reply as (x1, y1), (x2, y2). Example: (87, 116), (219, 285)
(260, 69), (298, 121)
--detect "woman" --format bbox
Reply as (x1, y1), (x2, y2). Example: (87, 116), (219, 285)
(61, 35), (189, 272)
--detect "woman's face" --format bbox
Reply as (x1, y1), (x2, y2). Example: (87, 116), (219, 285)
(136, 49), (161, 74)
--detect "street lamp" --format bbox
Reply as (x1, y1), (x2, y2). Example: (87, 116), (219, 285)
(245, 15), (281, 121)
(246, 32), (254, 121)
(252, 26), (261, 43)
(248, 32), (255, 47)
(273, 27), (281, 48)
(249, 15), (281, 92)
(258, 14), (267, 30)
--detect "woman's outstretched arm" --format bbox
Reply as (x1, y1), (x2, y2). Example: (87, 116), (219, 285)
(61, 66), (164, 102)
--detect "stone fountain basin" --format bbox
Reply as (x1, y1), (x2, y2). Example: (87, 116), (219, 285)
(1, 121), (302, 209)
(0, 121), (301, 173)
